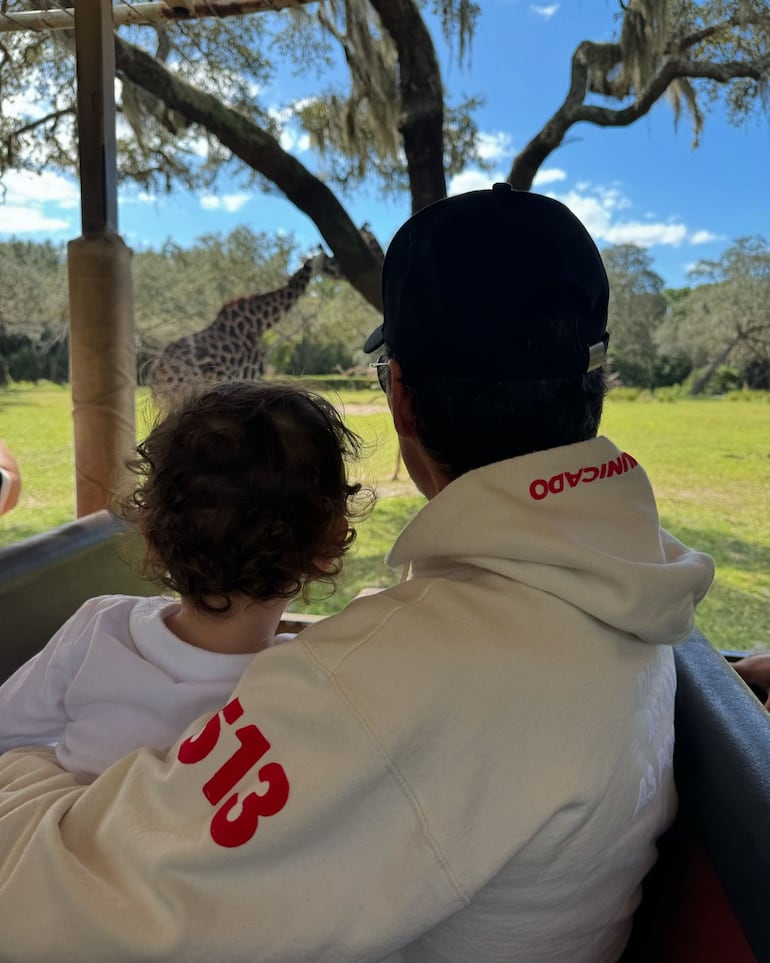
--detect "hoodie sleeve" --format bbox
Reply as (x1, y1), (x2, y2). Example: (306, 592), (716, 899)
(0, 639), (467, 963)
(0, 600), (102, 752)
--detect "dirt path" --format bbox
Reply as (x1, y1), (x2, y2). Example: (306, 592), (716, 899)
(336, 402), (420, 497)
(339, 403), (390, 415)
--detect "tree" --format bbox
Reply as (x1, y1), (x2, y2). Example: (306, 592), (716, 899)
(0, 240), (70, 382)
(656, 235), (770, 393)
(0, 240), (68, 336)
(602, 244), (669, 388)
(1, 0), (769, 310)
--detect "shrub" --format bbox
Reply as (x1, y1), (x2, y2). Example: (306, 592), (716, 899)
(725, 389), (770, 403)
(287, 375), (376, 393)
(608, 386), (642, 401)
(653, 386), (682, 402)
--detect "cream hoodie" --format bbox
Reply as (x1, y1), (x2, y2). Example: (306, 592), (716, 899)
(0, 437), (713, 963)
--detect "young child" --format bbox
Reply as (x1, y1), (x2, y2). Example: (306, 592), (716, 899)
(0, 381), (370, 781)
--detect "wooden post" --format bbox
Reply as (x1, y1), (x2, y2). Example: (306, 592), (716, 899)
(68, 0), (136, 517)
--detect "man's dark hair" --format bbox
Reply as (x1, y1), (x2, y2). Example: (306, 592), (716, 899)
(387, 298), (607, 480)
(114, 381), (372, 613)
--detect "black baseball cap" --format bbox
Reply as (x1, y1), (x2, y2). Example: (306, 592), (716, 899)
(363, 183), (609, 380)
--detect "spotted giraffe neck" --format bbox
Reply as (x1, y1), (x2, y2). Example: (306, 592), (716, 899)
(229, 257), (320, 335)
(149, 254), (327, 396)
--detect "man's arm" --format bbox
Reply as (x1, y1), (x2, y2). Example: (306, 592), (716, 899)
(0, 639), (466, 962)
(733, 653), (770, 709)
(0, 439), (21, 516)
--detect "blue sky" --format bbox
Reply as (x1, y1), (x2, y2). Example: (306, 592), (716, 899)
(1, 0), (768, 289)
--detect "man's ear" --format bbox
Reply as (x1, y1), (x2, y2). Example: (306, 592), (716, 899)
(388, 359), (417, 439)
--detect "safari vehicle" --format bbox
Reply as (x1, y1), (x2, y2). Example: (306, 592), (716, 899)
(1, 510), (769, 963)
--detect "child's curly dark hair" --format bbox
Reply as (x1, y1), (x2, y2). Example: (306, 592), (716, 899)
(114, 381), (373, 614)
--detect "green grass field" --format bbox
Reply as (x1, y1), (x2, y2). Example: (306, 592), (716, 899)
(1, 383), (768, 650)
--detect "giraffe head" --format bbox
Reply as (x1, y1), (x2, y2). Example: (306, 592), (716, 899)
(312, 227), (384, 282)
(306, 250), (345, 280)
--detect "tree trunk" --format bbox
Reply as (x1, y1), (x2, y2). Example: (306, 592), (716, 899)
(689, 334), (742, 395)
(369, 0), (447, 212)
(115, 38), (385, 312)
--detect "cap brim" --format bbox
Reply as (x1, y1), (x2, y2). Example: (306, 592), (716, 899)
(363, 325), (385, 354)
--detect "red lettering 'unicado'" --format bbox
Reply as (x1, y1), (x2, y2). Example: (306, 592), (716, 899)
(529, 453), (639, 500)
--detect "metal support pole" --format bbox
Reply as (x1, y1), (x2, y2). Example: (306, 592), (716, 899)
(68, 0), (136, 517)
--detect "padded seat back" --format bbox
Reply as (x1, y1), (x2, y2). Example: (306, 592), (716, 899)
(623, 629), (770, 961)
(0, 511), (153, 683)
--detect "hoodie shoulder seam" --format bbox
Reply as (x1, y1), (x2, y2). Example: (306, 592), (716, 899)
(298, 629), (471, 908)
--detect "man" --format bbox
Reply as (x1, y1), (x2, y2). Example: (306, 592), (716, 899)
(0, 185), (713, 962)
(0, 438), (21, 516)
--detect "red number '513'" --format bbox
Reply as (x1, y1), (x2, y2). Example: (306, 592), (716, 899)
(178, 698), (289, 847)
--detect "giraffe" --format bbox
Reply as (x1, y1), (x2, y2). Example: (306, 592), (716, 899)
(148, 251), (341, 400)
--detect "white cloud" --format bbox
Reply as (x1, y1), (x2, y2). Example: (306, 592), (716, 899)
(0, 170), (78, 236)
(118, 189), (159, 205)
(268, 102), (314, 154)
(186, 135), (212, 159)
(690, 229), (725, 245)
(446, 129), (514, 194)
(0, 206), (71, 235)
(448, 170), (502, 195)
(438, 172), (712, 255)
(532, 167), (567, 186)
(549, 191), (612, 237)
(115, 114), (134, 141)
(476, 131), (512, 162)
(1, 169), (79, 209)
(199, 193), (251, 213)
(221, 194), (251, 213)
(279, 128), (311, 153)
(3, 94), (47, 121)
(551, 188), (689, 248)
(594, 185), (632, 211)
(270, 98), (315, 125)
(531, 4), (559, 19)
(605, 221), (688, 246)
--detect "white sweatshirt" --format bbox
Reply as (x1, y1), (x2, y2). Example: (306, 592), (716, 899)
(0, 436), (714, 963)
(0, 596), (290, 781)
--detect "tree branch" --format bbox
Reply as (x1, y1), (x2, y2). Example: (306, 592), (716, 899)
(506, 40), (594, 189)
(675, 23), (728, 54)
(674, 10), (770, 57)
(574, 56), (770, 128)
(6, 107), (74, 139)
(508, 46), (770, 190)
(368, 0), (447, 212)
(114, 36), (384, 311)
(1, 107), (76, 167)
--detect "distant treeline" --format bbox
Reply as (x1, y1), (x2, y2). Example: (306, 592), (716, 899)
(1, 230), (769, 393)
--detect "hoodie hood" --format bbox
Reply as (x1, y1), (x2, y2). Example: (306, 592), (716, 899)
(387, 436), (714, 645)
